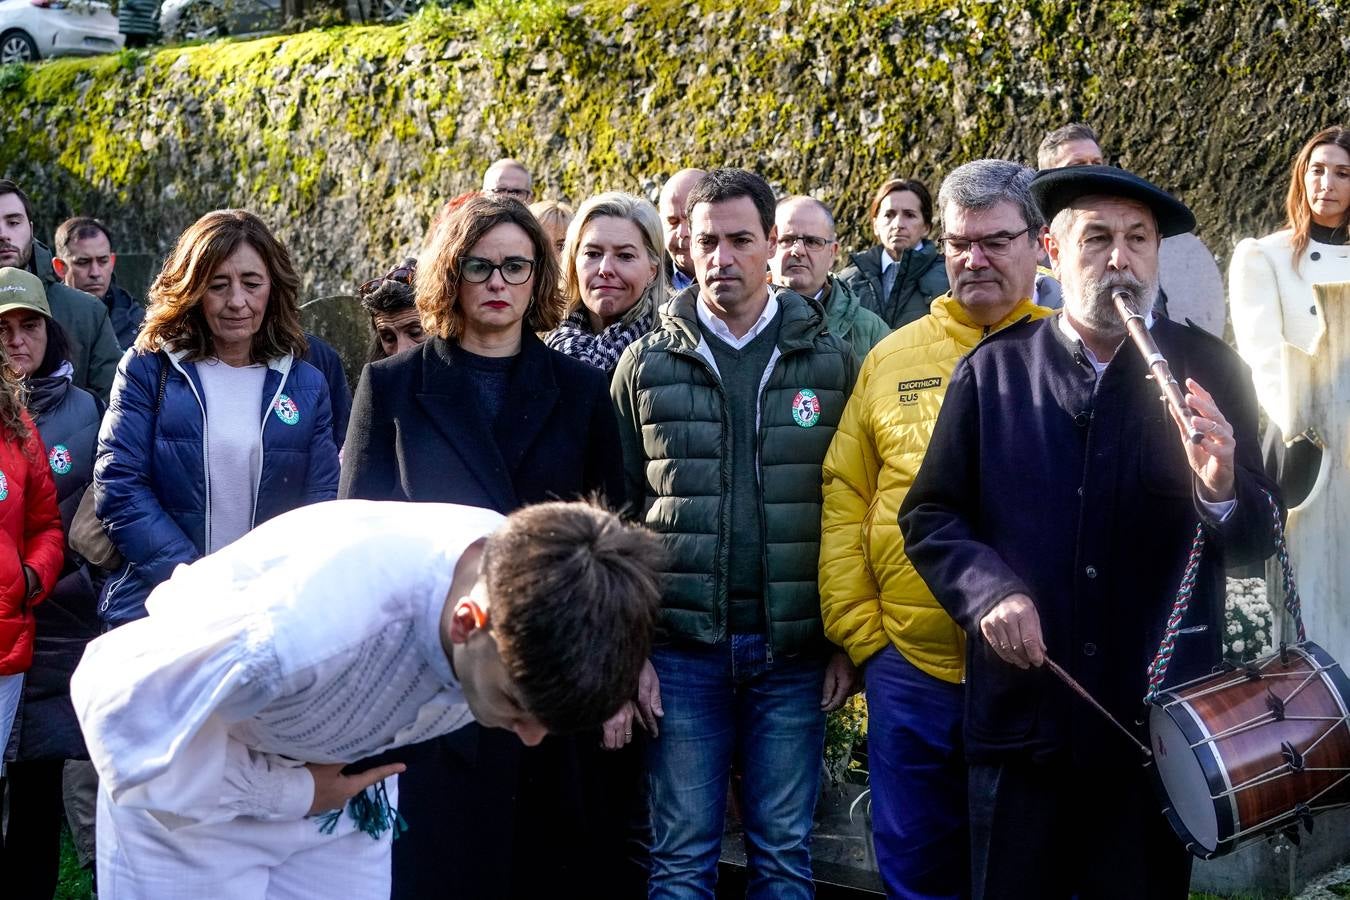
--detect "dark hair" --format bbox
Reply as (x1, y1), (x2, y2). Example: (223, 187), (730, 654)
(684, 168), (776, 239)
(33, 315), (71, 379)
(360, 258), (419, 363)
(483, 500), (664, 734)
(54, 216), (114, 258)
(138, 209), (307, 362)
(1286, 125), (1350, 271)
(417, 194), (563, 339)
(1036, 123), (1102, 170)
(0, 180), (34, 226)
(869, 178), (934, 226)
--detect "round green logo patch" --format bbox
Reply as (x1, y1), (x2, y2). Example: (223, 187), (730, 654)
(792, 389), (821, 428)
(274, 394), (300, 426)
(48, 444), (72, 476)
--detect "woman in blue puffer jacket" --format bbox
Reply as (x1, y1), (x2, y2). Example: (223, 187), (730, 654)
(94, 210), (339, 627)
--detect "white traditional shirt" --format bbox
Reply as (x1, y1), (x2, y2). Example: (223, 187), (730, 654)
(72, 500), (504, 828)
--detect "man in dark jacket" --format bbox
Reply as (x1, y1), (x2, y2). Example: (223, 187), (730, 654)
(0, 182), (121, 402)
(612, 168), (859, 899)
(899, 167), (1279, 899)
(53, 216), (146, 349)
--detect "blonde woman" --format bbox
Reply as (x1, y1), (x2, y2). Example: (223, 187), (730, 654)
(545, 192), (667, 373)
(528, 198), (574, 256)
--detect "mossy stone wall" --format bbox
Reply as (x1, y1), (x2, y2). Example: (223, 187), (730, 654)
(0, 0), (1345, 372)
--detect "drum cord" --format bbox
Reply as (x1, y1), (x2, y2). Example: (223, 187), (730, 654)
(1144, 489), (1303, 703)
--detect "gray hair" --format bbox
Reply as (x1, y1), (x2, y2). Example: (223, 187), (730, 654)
(560, 191), (668, 325)
(937, 160), (1044, 236)
(1037, 123), (1101, 171)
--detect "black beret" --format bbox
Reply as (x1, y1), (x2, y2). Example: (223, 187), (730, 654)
(1030, 165), (1196, 238)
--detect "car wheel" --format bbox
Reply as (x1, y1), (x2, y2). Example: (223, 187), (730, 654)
(0, 31), (38, 64)
(178, 2), (226, 40)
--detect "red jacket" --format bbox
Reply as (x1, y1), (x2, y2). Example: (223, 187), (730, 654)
(0, 411), (64, 675)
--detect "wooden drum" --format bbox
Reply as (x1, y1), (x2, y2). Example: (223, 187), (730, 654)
(1149, 641), (1350, 858)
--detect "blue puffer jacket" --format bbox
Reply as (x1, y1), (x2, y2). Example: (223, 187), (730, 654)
(94, 347), (339, 626)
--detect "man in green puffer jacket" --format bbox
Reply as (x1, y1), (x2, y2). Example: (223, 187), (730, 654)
(769, 195), (890, 360)
(611, 169), (859, 899)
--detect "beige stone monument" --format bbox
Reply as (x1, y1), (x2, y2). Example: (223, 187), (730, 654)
(1281, 280), (1350, 662)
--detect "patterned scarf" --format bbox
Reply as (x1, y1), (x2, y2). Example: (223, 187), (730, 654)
(545, 308), (655, 374)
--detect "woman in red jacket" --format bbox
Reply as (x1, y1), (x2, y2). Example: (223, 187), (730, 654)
(0, 269), (65, 766)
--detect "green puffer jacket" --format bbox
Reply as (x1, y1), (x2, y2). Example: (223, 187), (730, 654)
(611, 286), (859, 658)
(822, 273), (890, 361)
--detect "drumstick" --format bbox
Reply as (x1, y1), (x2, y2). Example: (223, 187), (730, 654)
(1044, 657), (1153, 759)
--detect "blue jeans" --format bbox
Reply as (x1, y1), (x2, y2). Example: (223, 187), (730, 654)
(865, 645), (966, 899)
(647, 635), (826, 900)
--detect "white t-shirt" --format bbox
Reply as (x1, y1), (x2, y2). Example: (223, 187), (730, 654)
(197, 359), (267, 554)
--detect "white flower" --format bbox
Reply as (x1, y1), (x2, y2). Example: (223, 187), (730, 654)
(1227, 622), (1240, 635)
(1232, 639), (1246, 653)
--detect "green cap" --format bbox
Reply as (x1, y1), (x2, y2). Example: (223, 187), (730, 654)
(0, 267), (50, 318)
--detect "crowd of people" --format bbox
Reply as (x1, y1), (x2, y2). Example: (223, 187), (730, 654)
(0, 118), (1344, 899)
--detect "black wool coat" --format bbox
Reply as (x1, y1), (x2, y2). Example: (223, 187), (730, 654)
(339, 331), (624, 510)
(900, 314), (1280, 766)
(338, 330), (628, 900)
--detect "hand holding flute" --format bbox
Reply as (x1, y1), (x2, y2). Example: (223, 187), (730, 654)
(1112, 288), (1236, 502)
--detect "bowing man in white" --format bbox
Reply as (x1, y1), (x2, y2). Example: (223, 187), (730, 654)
(72, 498), (663, 900)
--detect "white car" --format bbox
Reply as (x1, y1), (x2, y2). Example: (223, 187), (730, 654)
(0, 0), (122, 64)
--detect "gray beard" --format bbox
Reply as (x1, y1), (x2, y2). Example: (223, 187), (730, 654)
(1070, 271), (1158, 338)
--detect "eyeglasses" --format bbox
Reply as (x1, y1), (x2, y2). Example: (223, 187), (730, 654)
(459, 256), (536, 285)
(937, 226), (1035, 258)
(488, 187), (532, 200)
(358, 260), (416, 296)
(775, 234), (834, 251)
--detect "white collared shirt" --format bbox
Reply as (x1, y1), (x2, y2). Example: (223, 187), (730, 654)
(1057, 310), (1235, 520)
(696, 287), (780, 350)
(1057, 308), (1155, 376)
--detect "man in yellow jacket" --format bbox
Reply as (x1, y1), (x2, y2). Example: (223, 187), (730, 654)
(819, 159), (1054, 900)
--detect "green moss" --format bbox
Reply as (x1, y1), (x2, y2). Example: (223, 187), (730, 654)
(0, 0), (1341, 302)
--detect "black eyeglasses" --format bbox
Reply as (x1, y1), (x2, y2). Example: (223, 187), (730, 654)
(936, 226), (1035, 258)
(488, 187), (532, 200)
(775, 234), (833, 251)
(459, 256), (536, 285)
(359, 260), (416, 296)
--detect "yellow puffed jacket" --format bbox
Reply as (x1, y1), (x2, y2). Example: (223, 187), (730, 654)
(819, 293), (1053, 683)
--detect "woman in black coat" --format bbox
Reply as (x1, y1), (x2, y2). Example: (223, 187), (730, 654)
(340, 194), (636, 900)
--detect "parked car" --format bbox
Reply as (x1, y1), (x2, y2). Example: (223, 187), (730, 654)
(0, 0), (122, 63)
(159, 0), (276, 40)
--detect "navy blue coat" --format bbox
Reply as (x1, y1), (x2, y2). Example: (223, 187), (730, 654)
(304, 333), (351, 450)
(900, 315), (1279, 766)
(94, 348), (340, 626)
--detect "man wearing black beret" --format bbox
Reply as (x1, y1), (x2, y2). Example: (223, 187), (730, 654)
(899, 166), (1281, 898)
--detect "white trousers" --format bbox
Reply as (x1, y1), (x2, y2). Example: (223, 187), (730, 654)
(96, 779), (396, 899)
